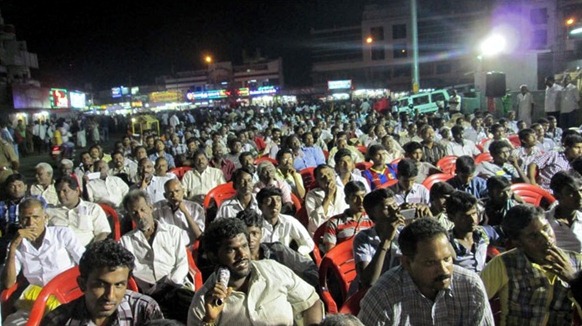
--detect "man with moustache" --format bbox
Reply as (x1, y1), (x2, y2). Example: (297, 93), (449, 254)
(41, 240), (163, 325)
(187, 217), (323, 326)
(120, 189), (192, 322)
(481, 204), (582, 325)
(358, 218), (494, 325)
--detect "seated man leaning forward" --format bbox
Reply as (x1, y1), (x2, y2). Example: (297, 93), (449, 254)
(358, 218), (494, 325)
(41, 239), (163, 326)
(2, 197), (85, 325)
(481, 204), (582, 325)
(188, 217), (323, 326)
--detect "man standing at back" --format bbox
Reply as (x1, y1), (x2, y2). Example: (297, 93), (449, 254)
(358, 218), (494, 325)
(41, 240), (163, 325)
(545, 75), (563, 121)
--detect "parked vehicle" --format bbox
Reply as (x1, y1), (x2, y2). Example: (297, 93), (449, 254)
(396, 89), (451, 115)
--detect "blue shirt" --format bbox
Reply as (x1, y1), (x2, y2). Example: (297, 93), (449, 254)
(447, 176), (488, 199)
(293, 147), (325, 171)
(148, 152), (176, 169)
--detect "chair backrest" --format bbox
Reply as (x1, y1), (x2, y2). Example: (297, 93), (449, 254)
(27, 266), (140, 326)
(319, 239), (356, 314)
(290, 193), (303, 214)
(356, 145), (367, 155)
(203, 182), (236, 210)
(436, 155), (458, 175)
(510, 183), (556, 207)
(422, 173), (454, 190)
(323, 150), (330, 160)
(169, 167), (192, 181)
(300, 167), (317, 191)
(99, 203), (121, 241)
(376, 179), (398, 189)
(338, 286), (369, 315)
(474, 152), (493, 164)
(312, 222), (327, 267)
(476, 137), (490, 153)
(355, 161), (373, 171)
(254, 156), (278, 166)
(186, 245), (204, 290)
(507, 134), (521, 148)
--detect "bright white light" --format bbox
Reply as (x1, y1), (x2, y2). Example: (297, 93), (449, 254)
(479, 34), (506, 57)
(571, 27), (582, 35)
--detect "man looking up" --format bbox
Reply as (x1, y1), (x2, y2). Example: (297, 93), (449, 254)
(41, 239), (163, 325)
(188, 217), (323, 325)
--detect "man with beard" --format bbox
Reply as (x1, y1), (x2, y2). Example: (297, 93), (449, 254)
(121, 189), (192, 322)
(475, 140), (529, 183)
(481, 204), (582, 325)
(181, 151), (225, 205)
(238, 151), (259, 183)
(41, 240), (163, 325)
(109, 151), (139, 185)
(359, 218), (494, 325)
(154, 178), (205, 246)
(187, 217), (323, 326)
(529, 133), (582, 191)
(420, 125), (446, 165)
(253, 161), (293, 214)
(208, 142), (236, 182)
(216, 168), (261, 220)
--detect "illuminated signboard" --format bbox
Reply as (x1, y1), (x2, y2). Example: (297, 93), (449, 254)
(249, 86), (277, 96)
(186, 90), (228, 101)
(111, 86), (130, 98)
(238, 87), (250, 97)
(69, 91), (86, 109)
(12, 85), (51, 109)
(149, 90), (183, 103)
(328, 80), (352, 90)
(50, 88), (69, 108)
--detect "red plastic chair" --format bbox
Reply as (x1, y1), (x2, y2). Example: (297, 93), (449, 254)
(186, 245), (203, 290)
(254, 156), (278, 165)
(300, 167), (317, 191)
(356, 145), (367, 155)
(510, 183), (556, 207)
(295, 205), (309, 228)
(474, 152), (493, 164)
(203, 182), (236, 210)
(319, 239), (356, 314)
(323, 150), (330, 160)
(476, 138), (490, 153)
(436, 155), (458, 175)
(312, 223), (327, 267)
(26, 266), (139, 326)
(355, 161), (373, 171)
(508, 134), (521, 148)
(339, 286), (369, 315)
(422, 173), (454, 190)
(169, 166), (192, 181)
(99, 203), (121, 241)
(390, 158), (402, 166)
(291, 193), (303, 214)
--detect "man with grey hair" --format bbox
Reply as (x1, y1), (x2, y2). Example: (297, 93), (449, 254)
(30, 162), (59, 206)
(120, 189), (192, 322)
(253, 161), (294, 214)
(86, 160), (129, 208)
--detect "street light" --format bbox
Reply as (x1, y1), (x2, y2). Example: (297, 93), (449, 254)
(204, 55), (213, 64)
(365, 36), (373, 44)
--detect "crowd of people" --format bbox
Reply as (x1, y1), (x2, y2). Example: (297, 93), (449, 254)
(0, 93), (581, 325)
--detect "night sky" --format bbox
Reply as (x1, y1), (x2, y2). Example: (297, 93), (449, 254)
(0, 0), (368, 91)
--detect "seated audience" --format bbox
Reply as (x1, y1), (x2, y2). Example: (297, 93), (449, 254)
(475, 140), (528, 182)
(528, 133), (582, 190)
(215, 168), (261, 220)
(86, 160), (130, 208)
(253, 161), (293, 214)
(30, 162), (59, 206)
(447, 155), (488, 199)
(181, 151), (226, 204)
(275, 148), (306, 199)
(361, 144), (397, 190)
(305, 164), (348, 235)
(547, 170), (582, 252)
(429, 181), (456, 230)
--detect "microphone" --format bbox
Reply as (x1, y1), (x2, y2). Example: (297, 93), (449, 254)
(214, 267), (230, 306)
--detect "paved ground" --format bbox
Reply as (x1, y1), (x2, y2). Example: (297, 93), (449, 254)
(17, 131), (124, 185)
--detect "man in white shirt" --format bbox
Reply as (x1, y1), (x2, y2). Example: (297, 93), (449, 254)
(181, 151), (225, 204)
(216, 168), (262, 220)
(544, 76), (563, 120)
(255, 187), (314, 256)
(48, 176), (111, 247)
(2, 198), (85, 325)
(109, 151), (138, 185)
(561, 76), (580, 129)
(305, 164), (348, 236)
(120, 189), (192, 321)
(30, 162), (59, 206)
(446, 125), (481, 157)
(133, 158), (173, 204)
(253, 161), (294, 214)
(463, 117), (488, 144)
(153, 178), (205, 246)
(86, 160), (129, 208)
(517, 84), (535, 126)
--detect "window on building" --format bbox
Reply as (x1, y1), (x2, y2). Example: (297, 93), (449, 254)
(371, 26), (384, 41)
(392, 24), (407, 39)
(393, 65), (411, 78)
(436, 63), (452, 74)
(531, 29), (547, 49)
(371, 45), (385, 60)
(393, 43), (408, 58)
(530, 8), (548, 24)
